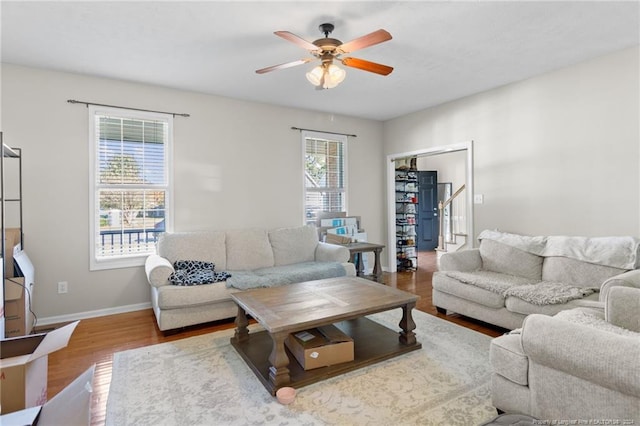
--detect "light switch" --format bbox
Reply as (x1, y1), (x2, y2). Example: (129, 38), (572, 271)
(474, 194), (484, 204)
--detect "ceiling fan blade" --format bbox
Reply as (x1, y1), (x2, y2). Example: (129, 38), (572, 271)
(337, 29), (392, 54)
(255, 58), (312, 74)
(341, 57), (394, 76)
(274, 31), (319, 51)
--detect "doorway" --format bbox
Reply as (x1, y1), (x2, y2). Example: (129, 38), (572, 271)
(386, 141), (474, 273)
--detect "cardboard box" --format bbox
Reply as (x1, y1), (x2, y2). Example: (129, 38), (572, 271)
(320, 217), (358, 228)
(0, 364), (94, 425)
(325, 234), (352, 245)
(314, 211), (346, 227)
(0, 321), (79, 414)
(4, 278), (28, 338)
(3, 229), (21, 278)
(4, 250), (36, 337)
(326, 225), (358, 236)
(0, 406), (42, 426)
(285, 325), (354, 370)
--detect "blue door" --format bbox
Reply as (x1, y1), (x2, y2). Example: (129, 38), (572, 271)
(417, 171), (439, 251)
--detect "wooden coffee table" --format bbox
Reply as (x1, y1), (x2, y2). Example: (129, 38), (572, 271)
(230, 276), (421, 395)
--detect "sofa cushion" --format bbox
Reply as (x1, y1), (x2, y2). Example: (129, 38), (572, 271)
(225, 228), (274, 270)
(269, 225), (318, 266)
(490, 333), (528, 386)
(505, 292), (600, 316)
(542, 256), (627, 289)
(555, 306), (640, 337)
(158, 231), (227, 269)
(480, 239), (543, 280)
(605, 286), (640, 332)
(226, 261), (346, 290)
(156, 280), (240, 309)
(443, 270), (538, 294)
(503, 282), (597, 305)
(432, 272), (507, 309)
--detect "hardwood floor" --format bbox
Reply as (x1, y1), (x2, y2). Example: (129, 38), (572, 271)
(44, 251), (505, 425)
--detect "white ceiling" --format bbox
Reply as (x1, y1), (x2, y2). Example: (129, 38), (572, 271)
(2, 1), (639, 121)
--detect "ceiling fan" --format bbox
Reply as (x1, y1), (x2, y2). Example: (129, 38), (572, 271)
(256, 23), (394, 89)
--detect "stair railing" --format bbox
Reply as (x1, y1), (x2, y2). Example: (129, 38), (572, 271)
(437, 184), (466, 252)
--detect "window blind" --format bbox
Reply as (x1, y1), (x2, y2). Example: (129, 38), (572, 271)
(303, 133), (347, 225)
(93, 112), (170, 261)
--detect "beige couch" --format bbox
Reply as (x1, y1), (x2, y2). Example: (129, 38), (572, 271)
(490, 286), (640, 420)
(145, 225), (356, 331)
(433, 230), (640, 329)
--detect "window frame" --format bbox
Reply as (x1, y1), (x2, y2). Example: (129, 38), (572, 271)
(88, 105), (173, 271)
(301, 130), (348, 225)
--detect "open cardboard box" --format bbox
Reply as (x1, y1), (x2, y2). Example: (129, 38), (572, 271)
(4, 277), (29, 337)
(0, 321), (79, 414)
(0, 364), (95, 425)
(285, 324), (354, 370)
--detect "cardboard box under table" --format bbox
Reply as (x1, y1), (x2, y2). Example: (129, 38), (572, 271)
(285, 325), (354, 370)
(0, 321), (79, 414)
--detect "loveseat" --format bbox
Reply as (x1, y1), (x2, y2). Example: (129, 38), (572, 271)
(145, 225), (356, 331)
(433, 230), (640, 329)
(490, 286), (640, 420)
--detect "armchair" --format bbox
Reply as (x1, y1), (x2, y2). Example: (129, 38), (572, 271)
(490, 286), (640, 421)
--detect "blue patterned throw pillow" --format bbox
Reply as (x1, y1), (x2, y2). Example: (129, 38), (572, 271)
(169, 260), (231, 286)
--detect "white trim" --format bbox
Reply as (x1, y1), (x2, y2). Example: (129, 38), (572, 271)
(386, 141), (474, 272)
(88, 105), (174, 271)
(37, 302), (152, 327)
(301, 130), (348, 224)
(90, 253), (147, 270)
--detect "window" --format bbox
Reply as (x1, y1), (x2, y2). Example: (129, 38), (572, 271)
(89, 106), (172, 270)
(302, 131), (347, 225)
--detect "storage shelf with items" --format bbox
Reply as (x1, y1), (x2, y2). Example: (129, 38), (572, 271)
(395, 168), (418, 271)
(0, 133), (30, 338)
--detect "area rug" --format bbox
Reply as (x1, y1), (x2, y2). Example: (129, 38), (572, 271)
(106, 309), (497, 425)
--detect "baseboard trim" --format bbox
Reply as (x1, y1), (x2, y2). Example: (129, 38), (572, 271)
(37, 302), (152, 327)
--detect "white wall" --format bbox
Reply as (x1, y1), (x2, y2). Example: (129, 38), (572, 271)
(384, 46), (640, 239)
(417, 151), (466, 190)
(0, 64), (384, 320)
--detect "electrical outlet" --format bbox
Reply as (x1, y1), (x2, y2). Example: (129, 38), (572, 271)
(58, 281), (68, 294)
(473, 194), (484, 204)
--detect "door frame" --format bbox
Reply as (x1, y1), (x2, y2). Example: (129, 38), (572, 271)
(386, 141), (474, 273)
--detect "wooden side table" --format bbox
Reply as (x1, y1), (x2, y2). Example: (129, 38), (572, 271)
(345, 242), (385, 283)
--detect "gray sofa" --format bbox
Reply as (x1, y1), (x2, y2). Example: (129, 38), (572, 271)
(145, 225), (356, 331)
(490, 286), (640, 420)
(433, 230), (640, 329)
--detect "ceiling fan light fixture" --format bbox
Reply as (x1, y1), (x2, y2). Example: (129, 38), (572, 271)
(258, 24), (393, 88)
(306, 63), (346, 89)
(305, 65), (324, 86)
(325, 64), (346, 88)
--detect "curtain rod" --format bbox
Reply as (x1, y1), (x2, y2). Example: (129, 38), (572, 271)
(291, 126), (357, 138)
(67, 99), (190, 117)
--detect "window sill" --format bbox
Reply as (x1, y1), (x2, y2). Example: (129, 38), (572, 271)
(90, 254), (148, 271)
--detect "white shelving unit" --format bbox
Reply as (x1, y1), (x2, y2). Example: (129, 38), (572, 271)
(395, 168), (418, 271)
(1, 132), (25, 338)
